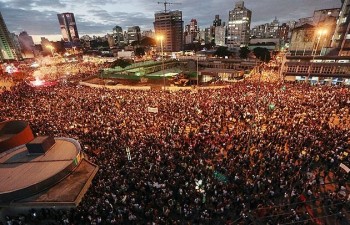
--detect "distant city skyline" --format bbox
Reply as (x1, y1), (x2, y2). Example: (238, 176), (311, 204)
(0, 0), (341, 43)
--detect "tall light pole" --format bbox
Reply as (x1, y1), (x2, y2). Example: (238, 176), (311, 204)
(196, 55), (199, 86)
(46, 45), (55, 57)
(306, 29), (327, 83)
(157, 35), (165, 90)
(314, 29), (327, 56)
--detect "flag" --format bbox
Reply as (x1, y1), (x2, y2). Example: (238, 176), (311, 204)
(126, 147), (131, 161)
(213, 171), (228, 183)
(73, 153), (81, 165)
(340, 163), (350, 173)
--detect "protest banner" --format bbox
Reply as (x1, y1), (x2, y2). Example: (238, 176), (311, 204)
(147, 107), (158, 113)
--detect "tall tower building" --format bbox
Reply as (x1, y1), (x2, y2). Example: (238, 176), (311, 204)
(331, 0), (350, 55)
(113, 26), (125, 47)
(215, 26), (226, 46)
(251, 17), (280, 39)
(0, 12), (22, 61)
(213, 15), (222, 27)
(278, 23), (290, 43)
(185, 19), (199, 44)
(189, 19), (199, 37)
(57, 13), (79, 46)
(154, 10), (183, 52)
(127, 26), (141, 44)
(18, 31), (35, 58)
(210, 15), (223, 45)
(227, 1), (252, 48)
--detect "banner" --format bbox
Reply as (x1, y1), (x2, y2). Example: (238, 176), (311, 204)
(73, 152), (82, 166)
(126, 147), (131, 161)
(340, 163), (350, 173)
(147, 107), (158, 113)
(213, 171), (228, 183)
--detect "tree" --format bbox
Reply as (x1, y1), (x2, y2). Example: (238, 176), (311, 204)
(214, 46), (231, 58)
(253, 47), (271, 63)
(114, 58), (132, 68)
(239, 46), (250, 59)
(140, 37), (156, 47)
(130, 41), (140, 46)
(135, 47), (145, 57)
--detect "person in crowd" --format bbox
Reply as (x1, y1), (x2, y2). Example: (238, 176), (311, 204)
(1, 76), (349, 224)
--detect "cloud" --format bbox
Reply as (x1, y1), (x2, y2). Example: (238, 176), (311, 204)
(179, 0), (341, 27)
(0, 0), (342, 37)
(3, 0), (66, 9)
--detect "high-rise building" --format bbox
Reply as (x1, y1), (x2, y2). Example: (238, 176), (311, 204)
(213, 15), (222, 27)
(227, 1), (252, 48)
(113, 26), (125, 47)
(278, 23), (290, 43)
(251, 17), (280, 39)
(313, 8), (340, 25)
(332, 0), (350, 55)
(289, 7), (339, 56)
(154, 10), (183, 52)
(142, 30), (155, 38)
(210, 15), (224, 45)
(10, 33), (22, 58)
(127, 26), (141, 44)
(57, 13), (79, 45)
(215, 26), (226, 46)
(106, 34), (116, 48)
(290, 7), (339, 55)
(185, 19), (199, 44)
(40, 37), (52, 55)
(0, 12), (22, 61)
(18, 31), (35, 58)
(189, 19), (199, 37)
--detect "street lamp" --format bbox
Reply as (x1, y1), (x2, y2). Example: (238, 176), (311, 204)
(312, 29), (327, 56)
(196, 55), (199, 86)
(156, 35), (165, 90)
(307, 29), (327, 83)
(46, 45), (55, 57)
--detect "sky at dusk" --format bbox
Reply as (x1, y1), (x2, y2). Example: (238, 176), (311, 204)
(0, 0), (342, 43)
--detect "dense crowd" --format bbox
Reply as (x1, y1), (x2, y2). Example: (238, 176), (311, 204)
(1, 80), (350, 224)
(32, 61), (110, 82)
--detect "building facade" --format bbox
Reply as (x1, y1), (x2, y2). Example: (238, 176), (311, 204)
(57, 13), (80, 46)
(184, 19), (199, 44)
(227, 1), (252, 48)
(213, 15), (222, 27)
(210, 15), (224, 44)
(278, 23), (290, 44)
(127, 26), (141, 44)
(290, 7), (339, 55)
(112, 26), (125, 47)
(18, 31), (35, 58)
(154, 10), (184, 52)
(332, 0), (350, 55)
(142, 30), (155, 39)
(215, 26), (226, 46)
(251, 17), (280, 39)
(0, 13), (22, 61)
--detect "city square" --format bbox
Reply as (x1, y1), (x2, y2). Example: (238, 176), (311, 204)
(0, 0), (350, 224)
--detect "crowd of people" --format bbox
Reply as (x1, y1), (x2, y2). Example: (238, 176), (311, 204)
(1, 78), (350, 224)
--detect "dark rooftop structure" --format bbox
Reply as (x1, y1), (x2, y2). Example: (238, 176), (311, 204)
(0, 120), (98, 217)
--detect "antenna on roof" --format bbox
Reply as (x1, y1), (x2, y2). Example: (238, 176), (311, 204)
(157, 1), (181, 13)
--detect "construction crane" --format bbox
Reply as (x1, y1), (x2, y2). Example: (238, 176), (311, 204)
(157, 1), (181, 13)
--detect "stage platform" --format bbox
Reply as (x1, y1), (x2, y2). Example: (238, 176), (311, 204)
(0, 137), (95, 205)
(10, 158), (98, 207)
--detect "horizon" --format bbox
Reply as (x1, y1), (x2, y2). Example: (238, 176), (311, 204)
(1, 0), (341, 44)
